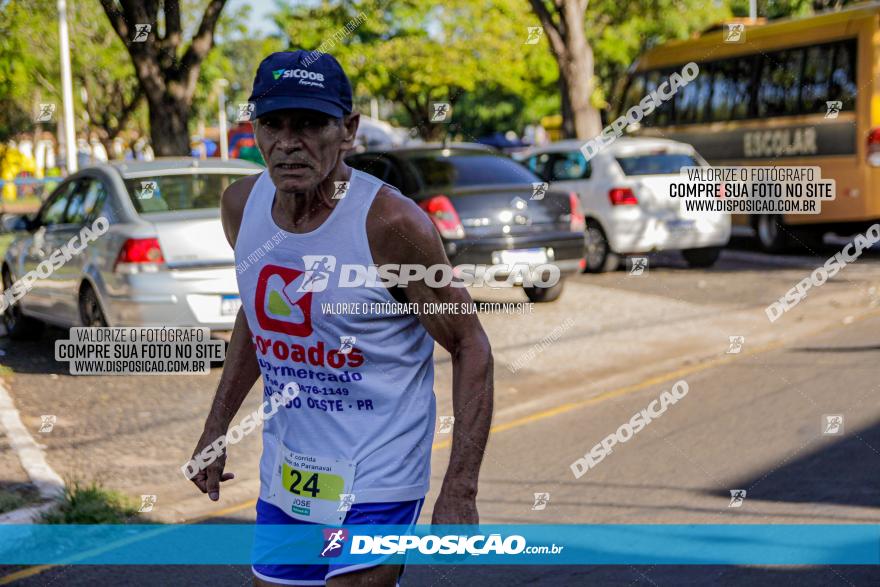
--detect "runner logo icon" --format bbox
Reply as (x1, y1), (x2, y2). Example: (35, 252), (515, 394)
(255, 264), (314, 337)
(321, 528), (348, 557)
(299, 255), (336, 293)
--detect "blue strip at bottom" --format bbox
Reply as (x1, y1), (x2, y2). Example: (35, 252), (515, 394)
(0, 524), (877, 565)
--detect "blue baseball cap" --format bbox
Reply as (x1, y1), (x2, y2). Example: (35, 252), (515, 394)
(248, 50), (353, 119)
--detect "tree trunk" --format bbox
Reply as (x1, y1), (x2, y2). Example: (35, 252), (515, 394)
(560, 47), (602, 139)
(529, 0), (603, 140)
(559, 0), (601, 139)
(557, 71), (575, 138)
(147, 93), (191, 156)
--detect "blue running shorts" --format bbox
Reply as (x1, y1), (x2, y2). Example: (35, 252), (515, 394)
(252, 497), (424, 585)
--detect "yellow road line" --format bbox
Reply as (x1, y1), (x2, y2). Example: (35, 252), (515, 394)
(431, 337), (787, 451)
(0, 565), (53, 585)
(3, 309), (876, 585)
(185, 498), (258, 524)
(433, 308), (880, 452)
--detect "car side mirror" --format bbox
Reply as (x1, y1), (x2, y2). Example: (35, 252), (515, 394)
(1, 214), (33, 233)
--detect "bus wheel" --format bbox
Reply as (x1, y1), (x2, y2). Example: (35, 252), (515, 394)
(755, 215), (791, 253)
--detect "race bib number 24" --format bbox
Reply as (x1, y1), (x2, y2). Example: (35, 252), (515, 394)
(267, 446), (356, 525)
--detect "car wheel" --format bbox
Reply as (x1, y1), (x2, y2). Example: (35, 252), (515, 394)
(755, 215), (791, 253)
(79, 284), (108, 327)
(681, 246), (722, 268)
(523, 279), (564, 303)
(583, 221), (619, 273)
(1, 266), (44, 339)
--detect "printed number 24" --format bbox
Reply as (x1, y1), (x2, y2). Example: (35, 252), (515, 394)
(289, 471), (320, 497)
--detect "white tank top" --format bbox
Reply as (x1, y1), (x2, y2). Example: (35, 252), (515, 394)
(235, 169), (436, 505)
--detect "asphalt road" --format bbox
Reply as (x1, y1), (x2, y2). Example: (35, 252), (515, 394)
(2, 239), (880, 585)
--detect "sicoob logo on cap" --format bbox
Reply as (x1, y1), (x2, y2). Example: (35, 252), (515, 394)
(271, 68), (326, 87)
(249, 50), (353, 119)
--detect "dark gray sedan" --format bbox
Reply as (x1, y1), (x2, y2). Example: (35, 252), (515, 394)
(346, 143), (585, 302)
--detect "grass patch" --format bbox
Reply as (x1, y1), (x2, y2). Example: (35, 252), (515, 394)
(0, 484), (41, 514)
(41, 480), (144, 524)
(0, 491), (25, 514)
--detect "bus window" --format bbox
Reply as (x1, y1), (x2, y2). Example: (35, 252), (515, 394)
(758, 49), (803, 117)
(782, 49), (804, 115)
(828, 40), (857, 105)
(655, 69), (676, 126)
(710, 59), (737, 122)
(675, 62), (712, 125)
(622, 74), (646, 118)
(801, 44), (833, 114)
(675, 66), (703, 124)
(643, 71), (660, 127)
(731, 55), (757, 120)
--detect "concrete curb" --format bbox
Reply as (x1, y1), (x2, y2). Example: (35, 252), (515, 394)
(0, 378), (65, 501)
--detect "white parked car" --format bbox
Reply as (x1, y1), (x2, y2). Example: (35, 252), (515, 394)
(516, 138), (731, 272)
(1, 158), (262, 339)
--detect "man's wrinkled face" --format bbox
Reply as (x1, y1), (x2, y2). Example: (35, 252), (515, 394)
(254, 108), (356, 193)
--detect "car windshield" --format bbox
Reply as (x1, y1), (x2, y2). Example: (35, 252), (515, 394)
(406, 153), (539, 189)
(615, 153), (699, 176)
(122, 173), (250, 213)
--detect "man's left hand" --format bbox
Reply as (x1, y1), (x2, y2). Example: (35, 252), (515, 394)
(431, 488), (478, 525)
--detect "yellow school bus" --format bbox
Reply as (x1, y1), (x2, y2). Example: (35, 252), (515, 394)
(618, 4), (880, 251)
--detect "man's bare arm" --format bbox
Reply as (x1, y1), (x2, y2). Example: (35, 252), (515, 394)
(190, 174), (262, 501)
(368, 186), (494, 524)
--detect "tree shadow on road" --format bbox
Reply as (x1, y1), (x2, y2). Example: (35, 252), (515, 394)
(713, 418), (880, 509)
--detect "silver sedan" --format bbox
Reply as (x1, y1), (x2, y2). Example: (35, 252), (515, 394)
(1, 158), (262, 339)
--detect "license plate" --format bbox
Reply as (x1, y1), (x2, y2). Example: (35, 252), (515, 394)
(666, 219), (696, 232)
(220, 295), (241, 316)
(496, 248), (548, 266)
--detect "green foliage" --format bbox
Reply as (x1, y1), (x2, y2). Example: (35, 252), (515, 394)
(193, 3), (285, 127)
(0, 0), (830, 146)
(273, 0), (733, 136)
(729, 0), (815, 19)
(0, 0), (142, 143)
(275, 0), (559, 139)
(40, 480), (143, 524)
(0, 490), (26, 514)
(587, 0), (730, 110)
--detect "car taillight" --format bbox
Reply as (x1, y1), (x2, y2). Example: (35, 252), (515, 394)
(609, 187), (638, 206)
(867, 128), (880, 166)
(419, 195), (465, 239)
(114, 238), (165, 273)
(568, 191), (585, 232)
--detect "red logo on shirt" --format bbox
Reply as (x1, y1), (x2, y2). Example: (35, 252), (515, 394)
(254, 264), (313, 337)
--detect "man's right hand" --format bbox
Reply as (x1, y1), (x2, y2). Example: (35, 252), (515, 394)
(189, 426), (235, 501)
